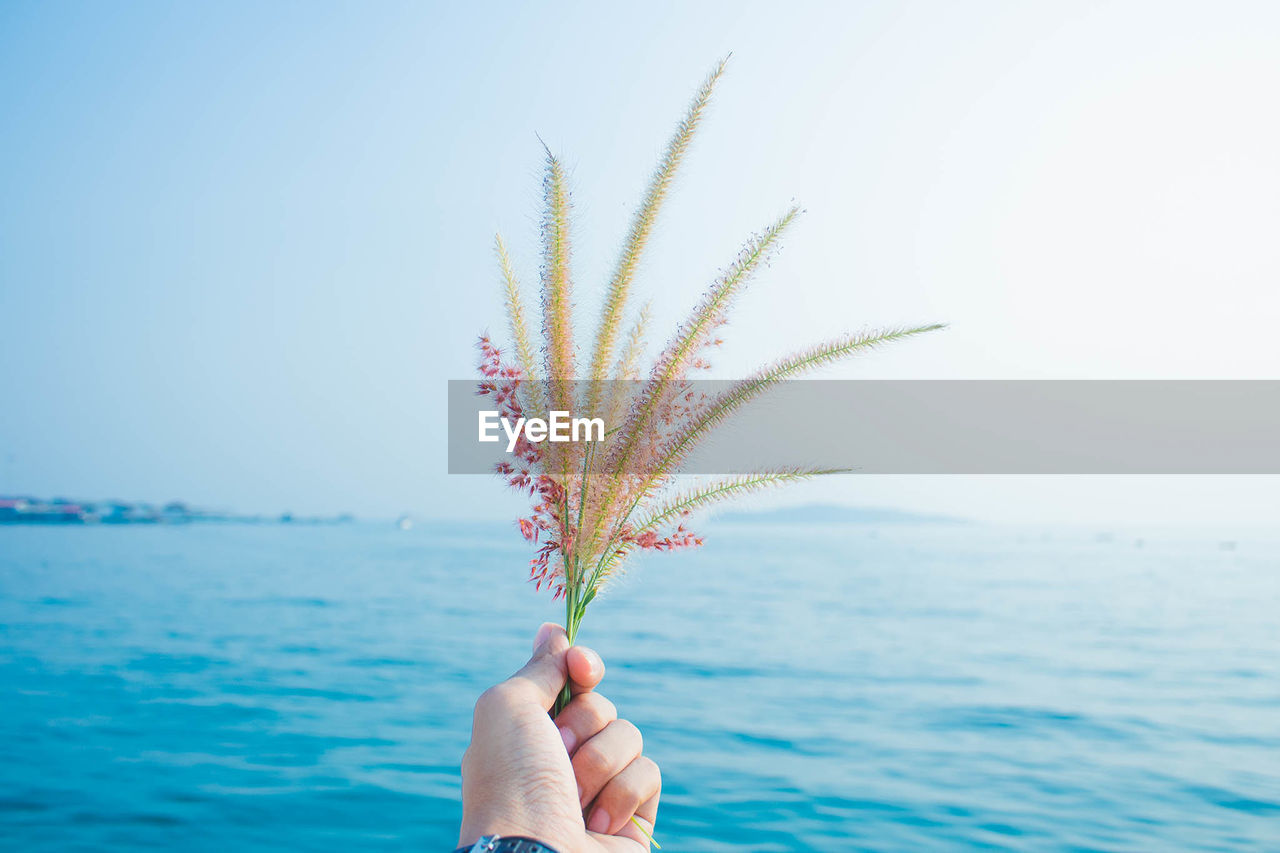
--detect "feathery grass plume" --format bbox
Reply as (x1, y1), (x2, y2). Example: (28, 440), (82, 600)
(495, 234), (545, 416)
(581, 205), (799, 559)
(586, 57), (728, 416)
(651, 326), (946, 490)
(613, 303), (651, 381)
(608, 206), (799, 474)
(475, 60), (945, 720)
(536, 144), (583, 574)
(588, 326), (947, 561)
(539, 145), (575, 414)
(603, 303), (652, 434)
(630, 469), (841, 544)
(648, 205), (799, 385)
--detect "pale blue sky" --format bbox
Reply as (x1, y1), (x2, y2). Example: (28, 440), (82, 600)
(2, 1), (1277, 524)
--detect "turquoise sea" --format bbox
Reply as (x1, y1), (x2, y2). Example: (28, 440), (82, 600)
(2, 520), (1278, 851)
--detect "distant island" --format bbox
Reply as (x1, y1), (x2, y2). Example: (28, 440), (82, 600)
(0, 496), (354, 526)
(711, 503), (966, 526)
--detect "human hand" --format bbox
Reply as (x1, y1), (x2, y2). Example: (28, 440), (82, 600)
(459, 623), (660, 852)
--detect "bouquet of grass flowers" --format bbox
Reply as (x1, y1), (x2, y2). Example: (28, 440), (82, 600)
(477, 58), (942, 714)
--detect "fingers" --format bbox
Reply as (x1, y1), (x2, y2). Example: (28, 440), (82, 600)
(573, 718), (643, 811)
(504, 623), (570, 710)
(567, 645), (605, 695)
(531, 622), (559, 651)
(554, 691), (617, 756)
(610, 802), (659, 850)
(503, 623), (605, 712)
(589, 780), (660, 849)
(585, 755), (660, 836)
(635, 784), (659, 825)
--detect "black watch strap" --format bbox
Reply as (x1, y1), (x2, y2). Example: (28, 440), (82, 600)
(452, 835), (561, 853)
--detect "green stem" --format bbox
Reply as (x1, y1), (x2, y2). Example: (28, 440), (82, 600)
(630, 815), (660, 848)
(553, 595), (584, 717)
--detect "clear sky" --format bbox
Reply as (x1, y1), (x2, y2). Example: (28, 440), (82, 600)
(2, 1), (1277, 525)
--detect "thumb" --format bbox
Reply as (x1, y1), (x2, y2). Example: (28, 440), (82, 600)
(505, 622), (570, 710)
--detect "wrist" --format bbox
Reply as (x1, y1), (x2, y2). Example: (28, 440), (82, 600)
(458, 814), (549, 850)
(454, 833), (562, 853)
(459, 795), (578, 852)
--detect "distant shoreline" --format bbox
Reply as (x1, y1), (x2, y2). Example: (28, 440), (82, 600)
(0, 496), (354, 527)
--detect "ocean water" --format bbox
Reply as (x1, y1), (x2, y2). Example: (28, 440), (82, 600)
(1, 520), (1278, 851)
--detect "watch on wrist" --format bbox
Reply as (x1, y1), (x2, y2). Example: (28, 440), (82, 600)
(453, 835), (561, 853)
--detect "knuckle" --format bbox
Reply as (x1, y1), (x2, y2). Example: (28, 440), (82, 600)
(582, 692), (617, 725)
(574, 741), (611, 776)
(475, 683), (513, 714)
(609, 774), (643, 804)
(640, 755), (662, 791)
(615, 718), (643, 751)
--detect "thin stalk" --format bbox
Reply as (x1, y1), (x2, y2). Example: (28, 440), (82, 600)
(555, 580), (576, 717)
(630, 815), (661, 848)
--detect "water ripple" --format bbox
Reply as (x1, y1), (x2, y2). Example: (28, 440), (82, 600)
(1, 522), (1277, 850)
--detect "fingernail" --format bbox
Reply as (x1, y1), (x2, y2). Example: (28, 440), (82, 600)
(587, 808), (611, 834)
(577, 781), (584, 804)
(533, 622), (557, 651)
(558, 725), (577, 754)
